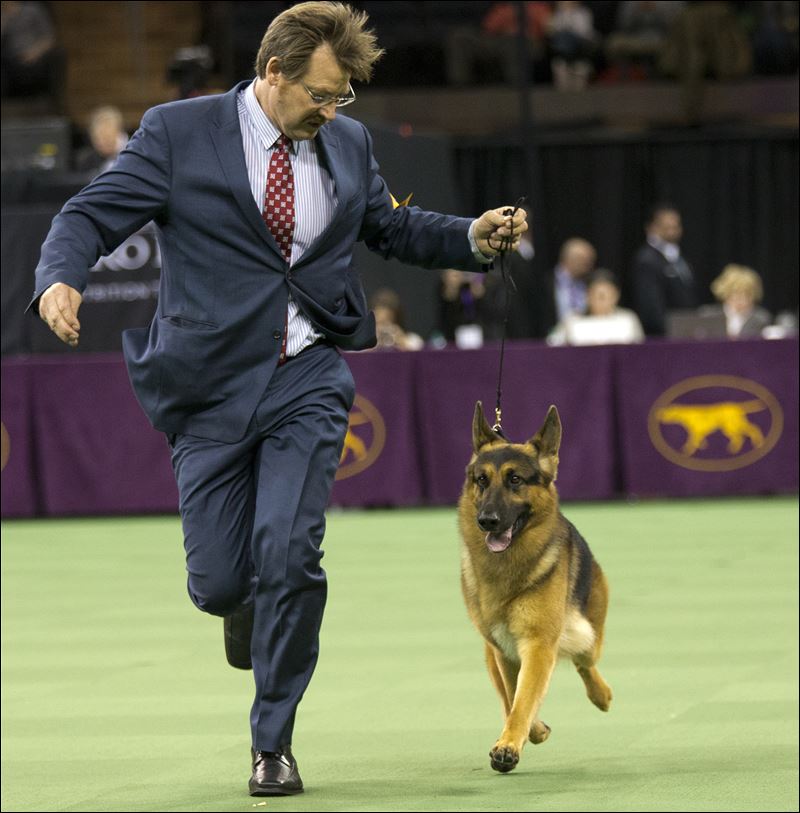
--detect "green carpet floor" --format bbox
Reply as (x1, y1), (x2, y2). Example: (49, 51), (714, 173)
(2, 498), (798, 812)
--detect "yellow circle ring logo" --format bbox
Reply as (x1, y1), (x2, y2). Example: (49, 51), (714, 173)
(648, 375), (783, 472)
(336, 394), (386, 480)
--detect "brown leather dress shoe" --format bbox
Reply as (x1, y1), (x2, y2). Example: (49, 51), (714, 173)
(249, 746), (304, 796)
(223, 603), (253, 670)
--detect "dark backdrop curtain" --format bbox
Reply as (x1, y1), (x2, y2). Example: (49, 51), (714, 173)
(453, 128), (799, 318)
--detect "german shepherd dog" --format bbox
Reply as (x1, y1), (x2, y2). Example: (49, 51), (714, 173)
(458, 402), (612, 773)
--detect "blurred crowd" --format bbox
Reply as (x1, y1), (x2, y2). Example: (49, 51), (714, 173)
(371, 201), (797, 352)
(3, 2), (798, 104)
(443, 0), (799, 93)
(2, 1), (797, 159)
(1, 1), (797, 353)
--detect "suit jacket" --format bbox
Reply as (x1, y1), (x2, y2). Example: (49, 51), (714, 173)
(32, 81), (483, 442)
(630, 243), (697, 336)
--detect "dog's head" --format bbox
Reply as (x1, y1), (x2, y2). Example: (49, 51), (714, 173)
(465, 401), (561, 553)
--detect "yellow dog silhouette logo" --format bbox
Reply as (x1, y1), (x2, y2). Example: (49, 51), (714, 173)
(656, 400), (766, 455)
(648, 376), (783, 471)
(336, 394), (386, 480)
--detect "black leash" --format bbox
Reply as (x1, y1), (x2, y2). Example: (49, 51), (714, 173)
(486, 197), (526, 437)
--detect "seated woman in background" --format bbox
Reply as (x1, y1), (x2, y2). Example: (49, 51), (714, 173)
(708, 264), (772, 339)
(370, 288), (424, 351)
(549, 268), (645, 346)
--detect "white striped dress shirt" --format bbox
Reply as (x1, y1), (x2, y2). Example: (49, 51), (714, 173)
(238, 80), (335, 356)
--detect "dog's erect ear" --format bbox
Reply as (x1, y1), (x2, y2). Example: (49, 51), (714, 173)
(472, 401), (504, 452)
(528, 405), (562, 481)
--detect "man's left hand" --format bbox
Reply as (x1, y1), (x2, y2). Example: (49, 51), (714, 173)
(473, 206), (528, 258)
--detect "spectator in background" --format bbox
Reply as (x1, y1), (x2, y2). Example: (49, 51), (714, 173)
(74, 106), (129, 176)
(750, 1), (799, 76)
(604, 1), (685, 81)
(658, 1), (752, 121)
(437, 269), (489, 347)
(532, 237), (597, 338)
(370, 287), (424, 351)
(549, 268), (645, 345)
(707, 264), (772, 338)
(0, 0), (62, 107)
(547, 1), (598, 90)
(445, 1), (552, 87)
(631, 204), (697, 336)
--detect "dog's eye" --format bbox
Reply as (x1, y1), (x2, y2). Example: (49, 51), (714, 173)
(508, 474), (522, 486)
(476, 473), (489, 488)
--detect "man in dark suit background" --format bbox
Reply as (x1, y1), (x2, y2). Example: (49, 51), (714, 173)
(31, 1), (527, 798)
(630, 203), (697, 336)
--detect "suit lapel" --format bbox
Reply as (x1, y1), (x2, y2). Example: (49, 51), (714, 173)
(209, 83), (284, 265)
(295, 124), (354, 267)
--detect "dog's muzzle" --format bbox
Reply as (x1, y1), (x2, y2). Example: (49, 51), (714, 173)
(477, 512), (501, 533)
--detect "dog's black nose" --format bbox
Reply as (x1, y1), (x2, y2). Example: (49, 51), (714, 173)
(478, 512), (501, 532)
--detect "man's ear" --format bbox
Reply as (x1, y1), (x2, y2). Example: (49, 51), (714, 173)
(266, 56), (282, 86)
(528, 405), (561, 481)
(472, 401), (504, 453)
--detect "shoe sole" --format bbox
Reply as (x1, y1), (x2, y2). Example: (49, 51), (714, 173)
(249, 782), (304, 796)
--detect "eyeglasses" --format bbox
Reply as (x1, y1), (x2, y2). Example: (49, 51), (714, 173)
(301, 81), (356, 108)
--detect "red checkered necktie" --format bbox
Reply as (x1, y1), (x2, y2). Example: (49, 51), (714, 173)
(262, 134), (294, 363)
(262, 133), (295, 262)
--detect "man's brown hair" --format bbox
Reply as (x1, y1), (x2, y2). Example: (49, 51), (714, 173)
(254, 2), (384, 83)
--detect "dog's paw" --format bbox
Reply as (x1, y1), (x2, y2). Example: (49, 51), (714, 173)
(529, 720), (551, 744)
(589, 681), (613, 712)
(489, 744), (519, 773)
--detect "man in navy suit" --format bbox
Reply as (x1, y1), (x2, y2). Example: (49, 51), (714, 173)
(631, 203), (697, 336)
(32, 1), (527, 796)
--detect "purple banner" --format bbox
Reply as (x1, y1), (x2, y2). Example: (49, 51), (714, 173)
(615, 339), (799, 497)
(14, 354), (178, 515)
(331, 351), (423, 507)
(1, 360), (39, 517)
(415, 342), (617, 503)
(2, 340), (797, 517)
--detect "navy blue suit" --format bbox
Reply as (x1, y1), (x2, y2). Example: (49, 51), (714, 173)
(32, 81), (484, 750)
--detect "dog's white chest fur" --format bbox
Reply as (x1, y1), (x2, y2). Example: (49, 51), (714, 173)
(490, 623), (519, 663)
(489, 610), (595, 664)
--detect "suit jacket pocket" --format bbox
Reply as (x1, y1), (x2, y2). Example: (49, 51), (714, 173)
(162, 314), (219, 330)
(156, 316), (226, 404)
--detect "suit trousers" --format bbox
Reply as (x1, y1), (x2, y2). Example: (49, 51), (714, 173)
(168, 342), (355, 750)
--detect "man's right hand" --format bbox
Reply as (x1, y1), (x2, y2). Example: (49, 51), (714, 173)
(39, 283), (83, 347)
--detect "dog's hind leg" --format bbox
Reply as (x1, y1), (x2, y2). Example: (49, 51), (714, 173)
(573, 566), (613, 712)
(529, 718), (551, 744)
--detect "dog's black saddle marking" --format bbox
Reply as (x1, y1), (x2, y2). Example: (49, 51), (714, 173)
(567, 520), (595, 613)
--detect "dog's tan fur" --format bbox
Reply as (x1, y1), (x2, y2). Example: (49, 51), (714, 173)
(458, 402), (612, 773)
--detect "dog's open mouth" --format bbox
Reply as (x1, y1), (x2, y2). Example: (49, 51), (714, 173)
(485, 528), (513, 553)
(484, 513), (530, 553)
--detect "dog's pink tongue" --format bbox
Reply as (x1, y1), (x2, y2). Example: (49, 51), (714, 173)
(485, 528), (513, 553)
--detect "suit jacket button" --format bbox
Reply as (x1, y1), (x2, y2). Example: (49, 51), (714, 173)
(272, 330), (282, 340)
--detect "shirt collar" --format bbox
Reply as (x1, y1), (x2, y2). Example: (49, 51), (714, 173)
(647, 235), (680, 262)
(556, 265), (582, 288)
(243, 79), (297, 154)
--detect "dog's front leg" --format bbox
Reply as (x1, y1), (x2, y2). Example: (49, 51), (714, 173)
(490, 638), (557, 773)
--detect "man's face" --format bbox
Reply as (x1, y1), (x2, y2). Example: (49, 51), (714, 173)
(563, 243), (596, 280)
(651, 211), (682, 244)
(260, 44), (350, 141)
